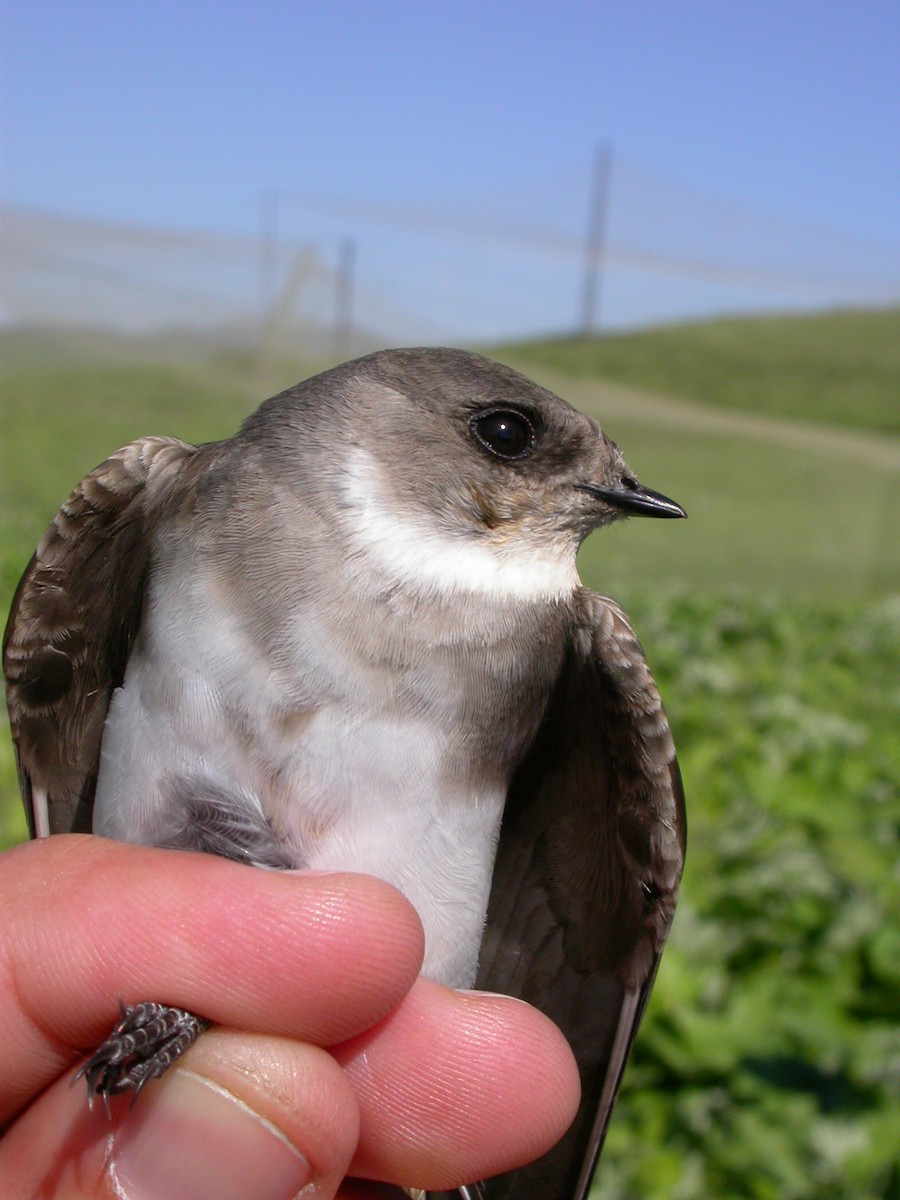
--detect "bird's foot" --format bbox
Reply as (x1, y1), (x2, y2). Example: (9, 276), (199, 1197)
(77, 1001), (211, 1107)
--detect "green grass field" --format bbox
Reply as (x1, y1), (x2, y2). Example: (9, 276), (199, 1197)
(1, 311), (898, 1197)
(495, 305), (900, 434)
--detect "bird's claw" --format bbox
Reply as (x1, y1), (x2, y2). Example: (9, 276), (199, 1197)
(76, 1000), (210, 1108)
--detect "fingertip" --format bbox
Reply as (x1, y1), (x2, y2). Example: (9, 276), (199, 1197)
(438, 987), (582, 1156)
(156, 1029), (361, 1188)
(335, 980), (581, 1188)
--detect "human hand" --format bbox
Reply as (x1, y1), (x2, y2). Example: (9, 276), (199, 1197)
(0, 836), (579, 1198)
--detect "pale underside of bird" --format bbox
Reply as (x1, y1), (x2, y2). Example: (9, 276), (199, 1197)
(3, 347), (686, 1200)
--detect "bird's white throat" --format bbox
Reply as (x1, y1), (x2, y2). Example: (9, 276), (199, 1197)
(340, 448), (579, 601)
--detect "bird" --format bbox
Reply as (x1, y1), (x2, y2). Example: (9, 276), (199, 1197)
(4, 347), (686, 1199)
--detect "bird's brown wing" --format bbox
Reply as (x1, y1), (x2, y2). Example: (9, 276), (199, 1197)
(3, 437), (197, 838)
(474, 591), (686, 1200)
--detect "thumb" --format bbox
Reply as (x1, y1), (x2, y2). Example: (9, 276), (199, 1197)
(0, 1029), (359, 1200)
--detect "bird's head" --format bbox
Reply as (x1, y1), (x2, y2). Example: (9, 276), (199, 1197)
(244, 348), (685, 600)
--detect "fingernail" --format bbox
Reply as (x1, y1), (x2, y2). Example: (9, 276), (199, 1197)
(466, 989), (533, 1006)
(111, 1068), (311, 1200)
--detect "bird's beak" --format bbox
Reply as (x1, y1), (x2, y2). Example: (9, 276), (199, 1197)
(578, 481), (687, 519)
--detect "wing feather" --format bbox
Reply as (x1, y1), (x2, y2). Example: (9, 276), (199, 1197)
(474, 591), (686, 1200)
(3, 437), (196, 836)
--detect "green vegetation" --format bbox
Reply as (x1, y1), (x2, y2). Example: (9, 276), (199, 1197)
(496, 306), (900, 434)
(1, 312), (898, 1197)
(594, 589), (899, 1200)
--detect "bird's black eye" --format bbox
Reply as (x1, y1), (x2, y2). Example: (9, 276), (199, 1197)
(471, 409), (535, 460)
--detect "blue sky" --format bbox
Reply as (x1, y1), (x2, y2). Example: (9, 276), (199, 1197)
(2, 1), (898, 337)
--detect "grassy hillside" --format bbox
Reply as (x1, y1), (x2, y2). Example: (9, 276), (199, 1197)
(0, 333), (329, 603)
(495, 306), (900, 434)
(1, 317), (898, 1197)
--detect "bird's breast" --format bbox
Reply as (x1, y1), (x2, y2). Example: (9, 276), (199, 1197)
(94, 555), (570, 987)
(256, 602), (562, 986)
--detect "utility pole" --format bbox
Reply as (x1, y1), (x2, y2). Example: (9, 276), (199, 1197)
(258, 190), (279, 331)
(334, 236), (357, 359)
(579, 143), (612, 337)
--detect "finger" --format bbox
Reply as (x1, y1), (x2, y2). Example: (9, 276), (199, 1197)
(336, 1185), (408, 1198)
(333, 980), (581, 1191)
(0, 1028), (360, 1200)
(0, 836), (423, 1122)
